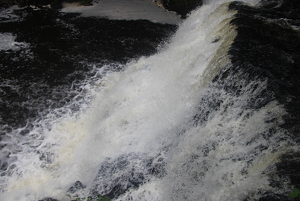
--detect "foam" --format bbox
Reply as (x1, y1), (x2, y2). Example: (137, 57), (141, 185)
(61, 0), (182, 24)
(1, 0), (296, 200)
(0, 33), (28, 51)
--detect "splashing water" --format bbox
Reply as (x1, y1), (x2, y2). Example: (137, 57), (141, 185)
(1, 0), (299, 200)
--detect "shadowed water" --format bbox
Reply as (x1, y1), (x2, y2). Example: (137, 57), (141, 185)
(0, 0), (300, 200)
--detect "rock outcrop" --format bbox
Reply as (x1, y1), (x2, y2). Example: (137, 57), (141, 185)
(153, 0), (203, 18)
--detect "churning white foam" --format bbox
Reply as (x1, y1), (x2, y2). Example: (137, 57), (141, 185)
(0, 33), (28, 51)
(1, 0), (296, 200)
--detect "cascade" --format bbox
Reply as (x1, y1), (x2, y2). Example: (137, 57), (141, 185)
(0, 0), (299, 200)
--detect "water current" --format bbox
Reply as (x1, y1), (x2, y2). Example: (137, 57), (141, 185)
(0, 0), (299, 200)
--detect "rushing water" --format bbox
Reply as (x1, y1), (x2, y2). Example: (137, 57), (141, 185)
(0, 0), (300, 200)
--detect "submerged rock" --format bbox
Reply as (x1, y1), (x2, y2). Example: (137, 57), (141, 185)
(90, 153), (166, 199)
(154, 0), (203, 18)
(68, 181), (86, 194)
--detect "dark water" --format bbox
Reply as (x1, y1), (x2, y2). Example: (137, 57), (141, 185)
(0, 0), (300, 200)
(0, 7), (176, 130)
(228, 1), (300, 199)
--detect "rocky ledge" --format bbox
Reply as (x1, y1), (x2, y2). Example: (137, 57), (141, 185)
(154, 0), (203, 18)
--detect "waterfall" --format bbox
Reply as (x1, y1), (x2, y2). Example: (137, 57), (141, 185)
(0, 0), (299, 200)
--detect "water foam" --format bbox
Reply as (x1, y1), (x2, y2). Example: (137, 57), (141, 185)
(0, 33), (28, 51)
(1, 0), (296, 200)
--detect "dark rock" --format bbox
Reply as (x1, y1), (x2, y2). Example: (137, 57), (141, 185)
(0, 0), (21, 8)
(90, 153), (166, 199)
(158, 0), (203, 18)
(38, 198), (58, 201)
(68, 181), (86, 194)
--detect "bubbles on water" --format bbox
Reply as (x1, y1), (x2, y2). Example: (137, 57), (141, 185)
(1, 1), (299, 200)
(0, 61), (124, 200)
(0, 33), (28, 51)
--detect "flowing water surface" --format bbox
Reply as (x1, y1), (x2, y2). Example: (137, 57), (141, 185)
(0, 0), (299, 200)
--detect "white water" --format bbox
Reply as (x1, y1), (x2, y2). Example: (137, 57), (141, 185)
(0, 33), (28, 51)
(1, 0), (297, 200)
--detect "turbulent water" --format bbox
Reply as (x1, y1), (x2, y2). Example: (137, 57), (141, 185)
(0, 0), (300, 200)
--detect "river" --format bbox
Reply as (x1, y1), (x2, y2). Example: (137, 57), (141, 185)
(0, 0), (299, 200)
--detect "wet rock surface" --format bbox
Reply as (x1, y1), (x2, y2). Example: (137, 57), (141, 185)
(157, 0), (203, 18)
